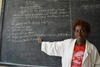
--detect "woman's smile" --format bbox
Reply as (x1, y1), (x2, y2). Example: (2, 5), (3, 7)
(74, 25), (88, 45)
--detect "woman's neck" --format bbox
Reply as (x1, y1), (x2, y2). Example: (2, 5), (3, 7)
(76, 41), (86, 46)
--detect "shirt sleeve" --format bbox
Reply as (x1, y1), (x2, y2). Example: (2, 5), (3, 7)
(41, 40), (68, 57)
(95, 55), (100, 67)
(94, 47), (100, 67)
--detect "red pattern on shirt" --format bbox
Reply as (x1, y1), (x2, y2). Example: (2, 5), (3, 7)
(71, 45), (86, 67)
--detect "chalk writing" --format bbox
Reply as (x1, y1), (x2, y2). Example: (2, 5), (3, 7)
(13, 8), (69, 19)
(5, 0), (70, 42)
(81, 3), (100, 9)
(7, 33), (71, 42)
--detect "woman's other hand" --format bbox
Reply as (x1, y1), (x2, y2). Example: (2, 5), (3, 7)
(38, 38), (43, 44)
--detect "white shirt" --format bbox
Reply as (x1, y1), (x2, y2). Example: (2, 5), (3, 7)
(41, 39), (100, 67)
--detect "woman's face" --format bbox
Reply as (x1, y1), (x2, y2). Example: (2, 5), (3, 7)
(74, 25), (88, 42)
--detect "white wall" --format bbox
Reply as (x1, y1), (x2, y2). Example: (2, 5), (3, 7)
(0, 0), (2, 15)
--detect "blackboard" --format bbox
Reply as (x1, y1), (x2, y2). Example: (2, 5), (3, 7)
(0, 0), (71, 67)
(0, 0), (100, 67)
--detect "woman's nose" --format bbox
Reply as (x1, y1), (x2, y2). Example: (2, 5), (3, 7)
(78, 31), (81, 36)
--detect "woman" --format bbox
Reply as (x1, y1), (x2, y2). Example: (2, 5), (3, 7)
(38, 19), (100, 67)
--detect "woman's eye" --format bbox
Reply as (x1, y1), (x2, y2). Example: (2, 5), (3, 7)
(81, 30), (85, 32)
(75, 30), (85, 33)
(81, 30), (84, 32)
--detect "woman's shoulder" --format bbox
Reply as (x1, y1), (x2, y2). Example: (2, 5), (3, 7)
(86, 40), (96, 47)
(63, 38), (76, 43)
(64, 38), (76, 41)
(86, 40), (99, 52)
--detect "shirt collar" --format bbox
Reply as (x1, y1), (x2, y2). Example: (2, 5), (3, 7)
(85, 40), (92, 53)
(73, 39), (92, 53)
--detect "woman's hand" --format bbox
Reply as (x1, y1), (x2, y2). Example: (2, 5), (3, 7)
(38, 38), (43, 44)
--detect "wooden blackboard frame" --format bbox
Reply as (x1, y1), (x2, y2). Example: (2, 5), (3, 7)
(0, 0), (6, 61)
(0, 0), (100, 67)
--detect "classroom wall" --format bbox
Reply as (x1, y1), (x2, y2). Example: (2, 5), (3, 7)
(0, 0), (100, 67)
(0, 0), (2, 15)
